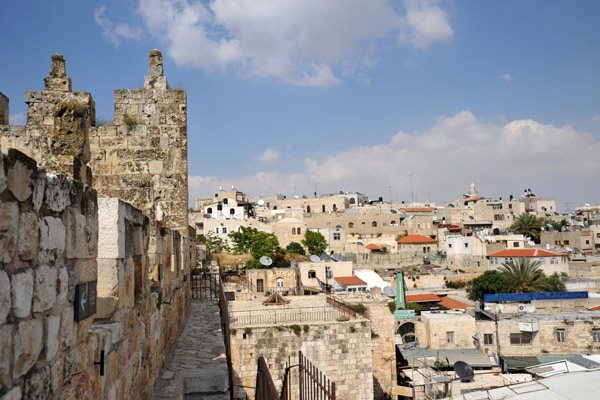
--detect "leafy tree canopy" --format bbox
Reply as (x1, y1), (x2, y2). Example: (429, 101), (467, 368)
(229, 226), (286, 269)
(510, 213), (544, 243)
(286, 241), (306, 255)
(196, 231), (229, 254)
(302, 230), (328, 256)
(469, 270), (512, 301)
(498, 257), (545, 293)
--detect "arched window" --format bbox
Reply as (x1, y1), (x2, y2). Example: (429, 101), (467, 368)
(223, 198), (228, 204)
(322, 205), (326, 212)
(207, 207), (213, 214)
(292, 228), (296, 235)
(348, 222), (354, 228)
(307, 206), (311, 213)
(276, 278), (284, 289)
(349, 198), (356, 205)
(390, 220), (396, 226)
(297, 228), (301, 235)
(217, 204), (223, 211)
(230, 208), (235, 215)
(332, 204), (337, 211)
(372, 221), (377, 227)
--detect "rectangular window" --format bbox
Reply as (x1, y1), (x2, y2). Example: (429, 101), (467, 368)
(564, 240), (570, 245)
(596, 233), (600, 239)
(333, 233), (341, 240)
(593, 329), (600, 343)
(446, 331), (456, 344)
(494, 214), (504, 221)
(556, 329), (566, 343)
(256, 279), (264, 292)
(513, 242), (520, 248)
(222, 227), (227, 233)
(586, 240), (590, 245)
(510, 332), (532, 345)
(464, 243), (469, 248)
(325, 266), (333, 279)
(484, 334), (494, 345)
(448, 244), (453, 248)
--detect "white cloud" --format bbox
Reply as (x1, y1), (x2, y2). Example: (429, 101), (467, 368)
(189, 111), (600, 208)
(137, 0), (453, 86)
(499, 73), (513, 82)
(255, 148), (279, 163)
(399, 0), (454, 49)
(94, 6), (142, 47)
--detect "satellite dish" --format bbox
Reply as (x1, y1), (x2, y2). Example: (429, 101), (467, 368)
(259, 256), (273, 267)
(257, 199), (265, 206)
(357, 242), (364, 246)
(203, 214), (211, 219)
(382, 286), (396, 297)
(309, 255), (321, 263)
(454, 361), (474, 382)
(333, 253), (343, 262)
(335, 225), (342, 229)
(320, 253), (331, 262)
(390, 209), (397, 214)
(497, 304), (504, 312)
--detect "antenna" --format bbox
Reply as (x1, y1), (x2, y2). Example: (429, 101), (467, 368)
(259, 256), (273, 267)
(309, 255), (321, 263)
(409, 173), (414, 205)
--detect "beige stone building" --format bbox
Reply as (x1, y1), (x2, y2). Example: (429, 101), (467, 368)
(396, 234), (439, 256)
(540, 229), (594, 254)
(297, 261), (353, 293)
(245, 267), (297, 295)
(473, 200), (525, 231)
(487, 248), (568, 275)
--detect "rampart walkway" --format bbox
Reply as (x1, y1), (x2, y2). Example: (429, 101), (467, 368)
(151, 300), (229, 400)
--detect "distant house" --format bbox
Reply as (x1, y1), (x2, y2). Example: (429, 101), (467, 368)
(334, 276), (368, 293)
(397, 234), (439, 254)
(365, 243), (383, 252)
(487, 248), (568, 274)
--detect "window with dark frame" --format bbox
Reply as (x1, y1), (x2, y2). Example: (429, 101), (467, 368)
(484, 333), (494, 345)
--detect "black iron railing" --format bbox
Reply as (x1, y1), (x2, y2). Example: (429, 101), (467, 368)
(191, 270), (218, 300)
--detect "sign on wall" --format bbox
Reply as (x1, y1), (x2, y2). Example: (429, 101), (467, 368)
(75, 281), (97, 321)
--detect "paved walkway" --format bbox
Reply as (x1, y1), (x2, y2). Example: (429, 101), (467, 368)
(151, 300), (229, 400)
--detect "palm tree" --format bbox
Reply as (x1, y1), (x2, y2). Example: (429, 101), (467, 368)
(498, 257), (545, 293)
(510, 213), (544, 242)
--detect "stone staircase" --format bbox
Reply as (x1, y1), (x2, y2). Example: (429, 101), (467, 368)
(151, 300), (230, 400)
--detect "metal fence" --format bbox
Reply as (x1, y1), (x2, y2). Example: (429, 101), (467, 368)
(230, 306), (346, 327)
(191, 271), (218, 300)
(256, 357), (281, 400)
(325, 295), (357, 319)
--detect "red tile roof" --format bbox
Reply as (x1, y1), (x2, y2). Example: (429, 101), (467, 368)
(438, 297), (472, 310)
(397, 235), (438, 244)
(447, 225), (462, 231)
(365, 244), (382, 250)
(405, 294), (441, 302)
(335, 276), (367, 286)
(403, 207), (436, 212)
(465, 197), (483, 202)
(487, 249), (566, 258)
(588, 306), (600, 311)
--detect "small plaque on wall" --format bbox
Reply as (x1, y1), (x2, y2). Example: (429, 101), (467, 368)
(75, 281), (98, 321)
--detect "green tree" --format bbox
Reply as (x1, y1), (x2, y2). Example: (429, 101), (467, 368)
(536, 272), (567, 292)
(498, 257), (545, 293)
(229, 226), (259, 254)
(510, 213), (544, 243)
(469, 270), (512, 301)
(196, 231), (229, 255)
(286, 241), (306, 255)
(302, 230), (328, 256)
(229, 227), (283, 257)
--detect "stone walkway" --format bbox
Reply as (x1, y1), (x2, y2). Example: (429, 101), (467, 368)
(151, 300), (229, 400)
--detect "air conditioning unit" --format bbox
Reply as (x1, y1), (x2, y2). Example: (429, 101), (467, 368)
(517, 304), (535, 313)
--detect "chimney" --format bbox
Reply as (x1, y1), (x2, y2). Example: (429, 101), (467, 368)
(0, 92), (8, 125)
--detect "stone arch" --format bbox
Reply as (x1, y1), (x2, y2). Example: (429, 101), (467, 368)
(396, 322), (416, 343)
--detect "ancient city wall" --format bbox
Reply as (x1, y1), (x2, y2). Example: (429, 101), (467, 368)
(0, 50), (193, 400)
(230, 319), (374, 400)
(365, 302), (396, 399)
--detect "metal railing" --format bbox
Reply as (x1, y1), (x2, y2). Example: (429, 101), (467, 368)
(325, 295), (357, 319)
(230, 306), (346, 327)
(256, 352), (335, 400)
(191, 271), (218, 300)
(218, 273), (234, 400)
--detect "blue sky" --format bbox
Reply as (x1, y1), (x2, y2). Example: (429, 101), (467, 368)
(1, 1), (599, 212)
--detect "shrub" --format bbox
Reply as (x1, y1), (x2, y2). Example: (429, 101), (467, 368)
(244, 327), (252, 335)
(388, 301), (396, 314)
(122, 114), (137, 130)
(349, 324), (356, 333)
(351, 303), (368, 317)
(371, 331), (379, 339)
(336, 315), (350, 322)
(289, 324), (301, 336)
(303, 325), (310, 333)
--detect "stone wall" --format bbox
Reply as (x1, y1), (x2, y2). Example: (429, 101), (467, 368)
(0, 149), (98, 399)
(230, 320), (374, 400)
(364, 302), (395, 399)
(0, 50), (194, 400)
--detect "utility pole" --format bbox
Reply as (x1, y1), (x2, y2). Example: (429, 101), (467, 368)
(409, 173), (414, 205)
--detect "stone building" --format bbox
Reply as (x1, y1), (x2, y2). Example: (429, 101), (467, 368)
(0, 51), (195, 400)
(472, 200), (525, 231)
(487, 248), (568, 275)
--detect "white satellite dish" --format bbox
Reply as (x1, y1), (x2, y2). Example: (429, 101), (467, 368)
(258, 199), (265, 206)
(333, 253), (343, 262)
(309, 255), (321, 263)
(259, 256), (273, 266)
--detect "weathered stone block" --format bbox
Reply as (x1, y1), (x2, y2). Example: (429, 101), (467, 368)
(0, 325), (13, 388)
(50, 357), (64, 393)
(45, 314), (61, 361)
(65, 208), (97, 259)
(23, 365), (51, 400)
(11, 270), (33, 318)
(6, 152), (35, 202)
(0, 270), (11, 324)
(0, 202), (19, 263)
(0, 151), (6, 194)
(13, 318), (43, 378)
(39, 216), (66, 263)
(18, 211), (39, 261)
(33, 265), (57, 312)
(0, 387), (22, 400)
(56, 266), (69, 305)
(60, 307), (76, 349)
(45, 173), (71, 212)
